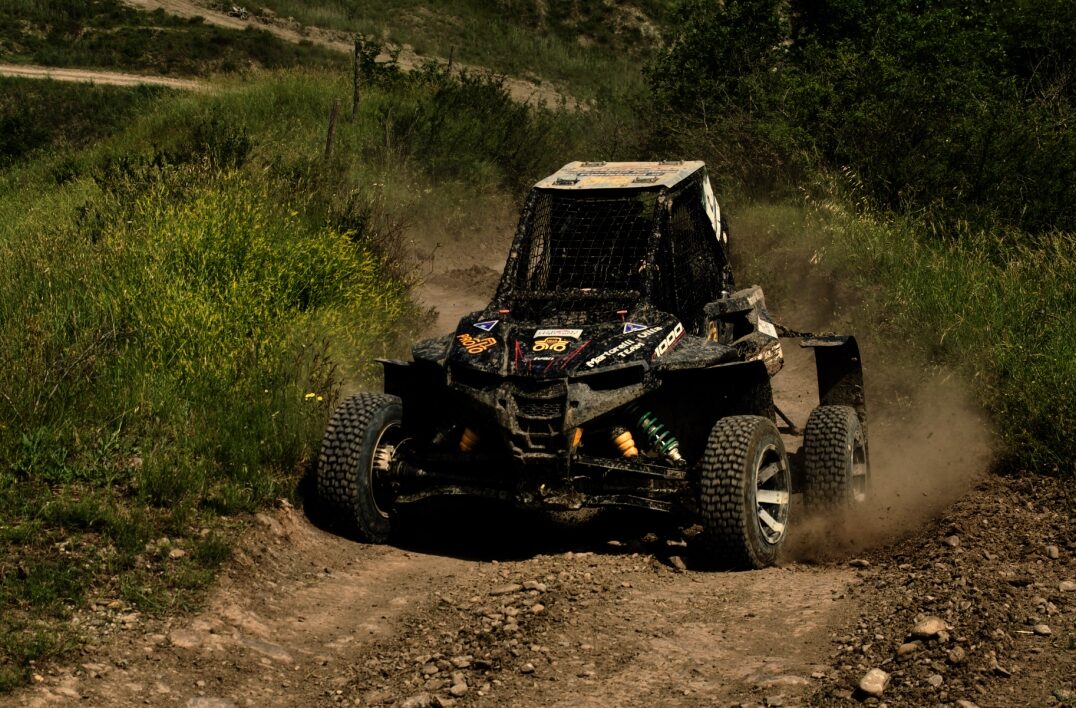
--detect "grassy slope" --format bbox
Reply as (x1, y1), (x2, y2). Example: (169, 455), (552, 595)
(0, 54), (606, 688)
(226, 0), (675, 99)
(0, 0), (345, 76)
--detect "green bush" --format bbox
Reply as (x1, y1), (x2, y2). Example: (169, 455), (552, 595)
(0, 164), (411, 508)
(648, 0), (1076, 233)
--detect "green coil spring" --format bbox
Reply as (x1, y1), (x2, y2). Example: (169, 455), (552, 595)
(631, 407), (680, 456)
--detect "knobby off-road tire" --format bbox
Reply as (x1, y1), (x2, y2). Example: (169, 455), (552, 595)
(317, 393), (402, 543)
(697, 415), (791, 569)
(802, 405), (868, 513)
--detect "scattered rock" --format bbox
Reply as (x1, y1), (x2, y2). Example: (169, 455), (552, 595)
(858, 668), (890, 697)
(400, 693), (440, 708)
(897, 641), (921, 657)
(520, 662), (535, 674)
(927, 674), (944, 688)
(1044, 545), (1059, 559)
(449, 683), (468, 697)
(1059, 580), (1076, 592)
(910, 616), (947, 639)
(987, 652), (1011, 678)
(186, 698), (237, 708)
(943, 535), (961, 548)
(168, 548), (187, 560)
(522, 580), (547, 592)
(529, 603), (545, 614)
(947, 646), (967, 664)
(849, 559), (871, 568)
(168, 630), (202, 650)
(1033, 624), (1052, 636)
(955, 701), (980, 708)
(668, 556), (687, 572)
(489, 584), (523, 596)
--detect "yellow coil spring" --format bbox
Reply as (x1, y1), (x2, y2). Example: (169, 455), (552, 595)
(611, 428), (638, 458)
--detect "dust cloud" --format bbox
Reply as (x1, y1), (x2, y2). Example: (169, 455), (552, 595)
(788, 368), (994, 562)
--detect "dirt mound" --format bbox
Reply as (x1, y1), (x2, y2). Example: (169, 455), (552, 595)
(808, 473), (1074, 706)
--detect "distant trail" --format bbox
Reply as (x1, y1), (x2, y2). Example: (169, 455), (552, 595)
(0, 63), (203, 90)
(122, 0), (575, 107)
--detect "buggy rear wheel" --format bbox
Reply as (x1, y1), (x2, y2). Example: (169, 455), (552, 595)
(696, 415), (791, 569)
(317, 393), (403, 543)
(802, 405), (868, 513)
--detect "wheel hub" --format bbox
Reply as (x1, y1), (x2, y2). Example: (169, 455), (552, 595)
(369, 424), (401, 518)
(754, 443), (790, 545)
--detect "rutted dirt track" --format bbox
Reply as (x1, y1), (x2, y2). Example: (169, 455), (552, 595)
(22, 501), (858, 707)
(0, 64), (204, 90)
(13, 256), (1074, 708)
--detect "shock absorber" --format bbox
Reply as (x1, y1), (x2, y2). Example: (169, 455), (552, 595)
(459, 428), (479, 452)
(630, 406), (683, 464)
(610, 426), (638, 458)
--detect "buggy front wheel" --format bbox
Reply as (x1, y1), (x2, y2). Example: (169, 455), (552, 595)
(696, 415), (791, 569)
(317, 393), (403, 543)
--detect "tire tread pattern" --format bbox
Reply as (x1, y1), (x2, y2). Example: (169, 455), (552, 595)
(697, 415), (786, 570)
(317, 392), (401, 542)
(802, 405), (862, 513)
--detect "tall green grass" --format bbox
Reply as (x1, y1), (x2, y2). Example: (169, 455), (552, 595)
(732, 193), (1075, 475)
(0, 78), (168, 166)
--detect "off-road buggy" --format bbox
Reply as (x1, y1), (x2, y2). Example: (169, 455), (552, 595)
(318, 161), (869, 569)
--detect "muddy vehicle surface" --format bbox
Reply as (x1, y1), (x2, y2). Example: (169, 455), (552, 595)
(318, 161), (870, 568)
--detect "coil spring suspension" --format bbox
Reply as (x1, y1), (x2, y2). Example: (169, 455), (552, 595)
(610, 426), (638, 458)
(630, 406), (683, 464)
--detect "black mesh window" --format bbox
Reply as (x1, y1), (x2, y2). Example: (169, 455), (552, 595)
(520, 191), (658, 292)
(655, 182), (723, 329)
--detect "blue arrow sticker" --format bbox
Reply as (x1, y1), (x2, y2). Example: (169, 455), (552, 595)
(474, 320), (499, 332)
(623, 322), (647, 334)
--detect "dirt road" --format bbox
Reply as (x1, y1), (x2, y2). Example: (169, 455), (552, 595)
(0, 64), (203, 90)
(22, 497), (859, 708)
(122, 0), (574, 107)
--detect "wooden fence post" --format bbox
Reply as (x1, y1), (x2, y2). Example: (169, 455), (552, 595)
(352, 36), (363, 118)
(324, 99), (340, 159)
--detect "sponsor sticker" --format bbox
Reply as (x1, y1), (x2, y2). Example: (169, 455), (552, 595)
(534, 328), (583, 339)
(473, 320), (499, 332)
(622, 322), (647, 334)
(654, 322), (685, 358)
(757, 318), (778, 338)
(533, 337), (571, 353)
(584, 340), (633, 368)
(457, 333), (497, 355)
(583, 322), (685, 368)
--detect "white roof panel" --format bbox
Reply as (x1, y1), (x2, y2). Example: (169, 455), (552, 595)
(535, 160), (706, 190)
